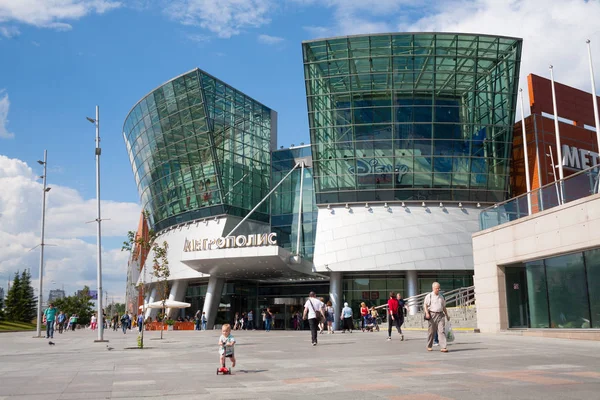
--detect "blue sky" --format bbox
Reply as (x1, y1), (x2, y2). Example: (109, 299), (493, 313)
(1, 0), (599, 301)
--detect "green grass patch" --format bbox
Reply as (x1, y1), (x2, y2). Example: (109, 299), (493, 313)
(0, 321), (38, 331)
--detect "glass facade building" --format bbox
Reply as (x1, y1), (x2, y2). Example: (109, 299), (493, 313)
(123, 69), (274, 232)
(271, 146), (318, 260)
(303, 33), (522, 204)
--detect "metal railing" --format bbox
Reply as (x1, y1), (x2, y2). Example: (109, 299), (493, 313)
(480, 163), (600, 230)
(373, 285), (475, 316)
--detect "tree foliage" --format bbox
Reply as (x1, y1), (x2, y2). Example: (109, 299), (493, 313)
(153, 241), (170, 339)
(122, 211), (171, 342)
(105, 302), (126, 316)
(53, 286), (95, 326)
(19, 270), (37, 323)
(4, 270), (37, 323)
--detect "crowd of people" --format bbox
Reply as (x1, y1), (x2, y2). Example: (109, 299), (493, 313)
(300, 282), (451, 351)
(43, 282), (451, 355)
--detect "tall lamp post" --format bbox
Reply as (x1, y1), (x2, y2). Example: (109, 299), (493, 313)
(36, 150), (51, 338)
(86, 106), (107, 342)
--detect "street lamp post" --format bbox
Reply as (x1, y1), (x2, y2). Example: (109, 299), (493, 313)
(36, 150), (51, 338)
(87, 106), (107, 342)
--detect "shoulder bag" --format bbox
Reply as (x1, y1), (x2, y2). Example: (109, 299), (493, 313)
(308, 299), (324, 323)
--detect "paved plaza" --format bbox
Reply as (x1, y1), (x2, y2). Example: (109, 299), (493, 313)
(0, 328), (599, 399)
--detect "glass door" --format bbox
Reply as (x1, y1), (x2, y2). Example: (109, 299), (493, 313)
(505, 266), (529, 328)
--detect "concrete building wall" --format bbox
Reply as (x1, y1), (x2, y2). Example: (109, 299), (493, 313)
(472, 193), (600, 333)
(313, 203), (480, 272)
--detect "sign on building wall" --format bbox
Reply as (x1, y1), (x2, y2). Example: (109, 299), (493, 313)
(562, 145), (599, 170)
(183, 233), (278, 252)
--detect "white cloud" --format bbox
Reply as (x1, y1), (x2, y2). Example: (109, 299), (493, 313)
(165, 0), (275, 38)
(400, 0), (600, 119)
(0, 25), (19, 37)
(0, 90), (14, 139)
(297, 0), (600, 120)
(0, 0), (121, 31)
(0, 155), (140, 303)
(186, 33), (210, 43)
(258, 33), (284, 45)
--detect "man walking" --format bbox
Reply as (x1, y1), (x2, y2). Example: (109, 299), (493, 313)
(43, 303), (57, 339)
(201, 312), (207, 331)
(137, 313), (144, 333)
(57, 311), (66, 334)
(303, 292), (325, 346)
(247, 310), (254, 330)
(424, 282), (450, 353)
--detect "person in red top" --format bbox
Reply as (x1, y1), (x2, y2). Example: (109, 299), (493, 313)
(360, 302), (369, 332)
(387, 292), (402, 341)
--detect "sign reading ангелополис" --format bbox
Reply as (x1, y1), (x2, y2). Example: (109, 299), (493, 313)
(183, 233), (277, 252)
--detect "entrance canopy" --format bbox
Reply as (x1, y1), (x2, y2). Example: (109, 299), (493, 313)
(181, 245), (323, 281)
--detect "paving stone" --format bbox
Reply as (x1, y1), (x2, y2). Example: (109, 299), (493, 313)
(0, 329), (598, 399)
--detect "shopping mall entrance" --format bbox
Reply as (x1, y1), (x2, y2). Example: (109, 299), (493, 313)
(185, 280), (329, 330)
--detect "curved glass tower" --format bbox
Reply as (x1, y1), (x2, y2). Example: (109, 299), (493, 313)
(303, 33), (522, 204)
(123, 69), (275, 231)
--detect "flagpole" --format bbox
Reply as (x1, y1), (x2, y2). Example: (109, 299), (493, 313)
(519, 89), (532, 215)
(587, 40), (600, 167)
(549, 65), (565, 204)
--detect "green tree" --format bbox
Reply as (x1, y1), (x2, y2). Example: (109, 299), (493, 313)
(19, 270), (37, 322)
(53, 286), (95, 326)
(5, 272), (22, 322)
(152, 241), (170, 340)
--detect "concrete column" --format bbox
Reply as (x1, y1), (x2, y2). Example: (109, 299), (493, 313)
(329, 272), (343, 330)
(407, 270), (418, 315)
(166, 280), (188, 319)
(202, 276), (225, 330)
(145, 286), (157, 319)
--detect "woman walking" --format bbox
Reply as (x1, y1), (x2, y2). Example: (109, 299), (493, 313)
(340, 302), (353, 333)
(387, 292), (402, 341)
(325, 301), (335, 333)
(318, 297), (326, 334)
(360, 302), (369, 332)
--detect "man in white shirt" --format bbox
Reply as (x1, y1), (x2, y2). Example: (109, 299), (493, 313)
(303, 291), (325, 346)
(423, 282), (450, 353)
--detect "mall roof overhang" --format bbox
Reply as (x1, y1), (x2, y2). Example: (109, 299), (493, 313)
(181, 245), (325, 282)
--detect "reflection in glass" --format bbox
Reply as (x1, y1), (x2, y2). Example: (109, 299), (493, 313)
(304, 33), (522, 204)
(545, 253), (591, 329)
(525, 261), (549, 328)
(583, 249), (600, 328)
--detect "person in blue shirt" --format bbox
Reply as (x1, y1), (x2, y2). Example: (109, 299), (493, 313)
(57, 311), (66, 334)
(43, 303), (57, 339)
(201, 312), (207, 331)
(137, 314), (144, 333)
(340, 302), (353, 333)
(120, 313), (130, 334)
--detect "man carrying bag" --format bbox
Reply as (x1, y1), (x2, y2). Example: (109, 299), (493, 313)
(424, 282), (450, 353)
(303, 291), (325, 346)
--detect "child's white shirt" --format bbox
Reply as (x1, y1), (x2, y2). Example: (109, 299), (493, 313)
(219, 334), (236, 356)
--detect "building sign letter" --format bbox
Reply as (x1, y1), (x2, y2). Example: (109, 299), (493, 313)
(183, 232), (278, 252)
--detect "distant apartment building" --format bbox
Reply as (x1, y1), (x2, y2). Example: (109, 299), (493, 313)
(48, 289), (65, 303)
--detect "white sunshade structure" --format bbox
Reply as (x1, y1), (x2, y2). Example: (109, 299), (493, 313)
(140, 300), (192, 309)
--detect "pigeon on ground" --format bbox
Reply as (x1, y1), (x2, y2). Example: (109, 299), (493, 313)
(106, 345), (114, 351)
(48, 341), (55, 345)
